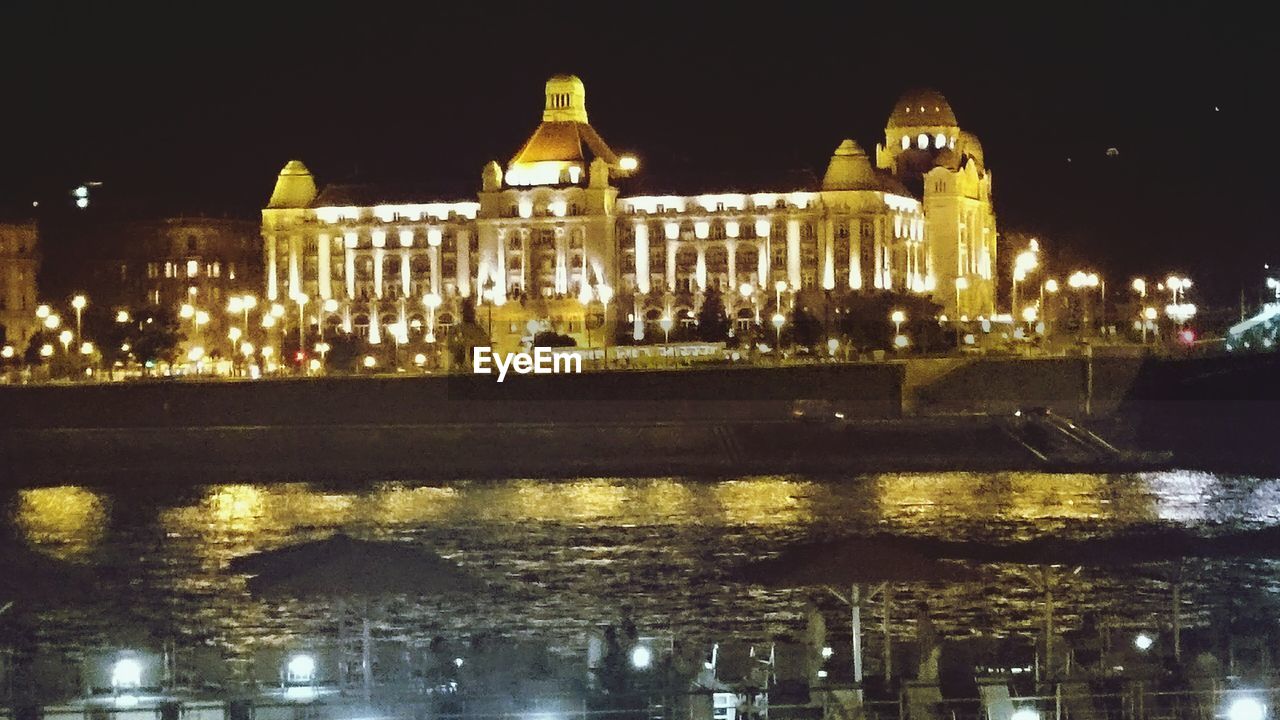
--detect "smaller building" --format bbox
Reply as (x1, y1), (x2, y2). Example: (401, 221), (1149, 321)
(0, 220), (39, 347)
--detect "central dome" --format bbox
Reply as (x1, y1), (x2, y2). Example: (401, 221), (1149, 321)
(886, 88), (958, 129)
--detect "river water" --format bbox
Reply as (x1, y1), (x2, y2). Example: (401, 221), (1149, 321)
(4, 471), (1280, 663)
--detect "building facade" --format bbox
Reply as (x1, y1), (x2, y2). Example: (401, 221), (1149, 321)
(262, 76), (997, 352)
(0, 220), (39, 347)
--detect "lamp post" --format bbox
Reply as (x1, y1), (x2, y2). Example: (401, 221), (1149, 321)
(1041, 278), (1059, 344)
(660, 314), (674, 356)
(891, 310), (906, 336)
(1012, 248), (1039, 318)
(71, 295), (87, 342)
(597, 284), (613, 368)
(774, 280), (787, 312)
(578, 285), (595, 363)
(954, 276), (969, 347)
(1068, 271), (1101, 337)
(1132, 278), (1149, 344)
(772, 312), (785, 358)
(322, 298), (339, 341)
(423, 292), (442, 344)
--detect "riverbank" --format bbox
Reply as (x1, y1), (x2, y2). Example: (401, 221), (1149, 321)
(2, 354), (1278, 484)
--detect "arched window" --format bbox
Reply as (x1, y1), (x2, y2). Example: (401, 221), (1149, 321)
(934, 133), (947, 149)
(917, 133), (929, 150)
(900, 135), (911, 150)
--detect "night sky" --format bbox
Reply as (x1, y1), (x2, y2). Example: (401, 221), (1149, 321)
(2, 5), (1275, 303)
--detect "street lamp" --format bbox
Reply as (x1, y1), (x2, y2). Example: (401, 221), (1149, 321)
(1068, 270), (1101, 336)
(597, 284), (613, 367)
(423, 292), (442, 344)
(58, 329), (73, 353)
(36, 304), (51, 319)
(1012, 248), (1039, 316)
(772, 311), (785, 354)
(115, 310), (130, 323)
(660, 314), (674, 356)
(44, 314), (60, 330)
(71, 295), (87, 341)
(891, 310), (906, 335)
(774, 279), (788, 311)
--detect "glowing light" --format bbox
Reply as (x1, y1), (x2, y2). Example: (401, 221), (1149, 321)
(111, 658), (143, 690)
(414, 353), (427, 366)
(1011, 710), (1039, 720)
(79, 342), (94, 355)
(1144, 307), (1158, 321)
(739, 283), (754, 298)
(427, 227), (443, 246)
(894, 334), (909, 348)
(724, 220), (740, 237)
(1, 345), (12, 359)
(619, 155), (639, 172)
(179, 304), (194, 319)
(1228, 698), (1266, 720)
(900, 135), (911, 150)
(772, 313), (785, 329)
(399, 229), (414, 248)
(1134, 633), (1154, 651)
(1021, 306), (1038, 323)
(36, 304), (51, 318)
(755, 218), (771, 237)
(271, 303), (286, 318)
(323, 298), (340, 313)
(188, 346), (204, 362)
(694, 221), (710, 239)
(518, 198), (533, 218)
(1132, 278), (1147, 295)
(44, 315), (60, 330)
(630, 645), (653, 669)
(821, 646), (834, 659)
(40, 344), (53, 357)
(363, 355), (376, 369)
(71, 295), (86, 310)
(371, 230), (386, 248)
(891, 310), (906, 324)
(58, 329), (73, 345)
(548, 199), (567, 218)
(917, 133), (929, 149)
(195, 310), (210, 326)
(934, 132), (947, 148)
(241, 342), (255, 357)
(287, 654), (316, 683)
(1044, 278), (1059, 293)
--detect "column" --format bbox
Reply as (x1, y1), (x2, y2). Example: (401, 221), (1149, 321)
(431, 247), (441, 295)
(555, 228), (568, 294)
(457, 227), (472, 297)
(757, 239), (768, 286)
(496, 229), (508, 302)
(374, 247), (385, 299)
(726, 241), (737, 291)
(821, 218), (835, 291)
(344, 242), (356, 300)
(786, 218), (801, 289)
(873, 217), (884, 289)
(849, 218), (862, 290)
(317, 233), (332, 299)
(634, 222), (650, 294)
(695, 244), (707, 292)
(666, 238), (678, 292)
(287, 234), (300, 299)
(266, 233), (278, 301)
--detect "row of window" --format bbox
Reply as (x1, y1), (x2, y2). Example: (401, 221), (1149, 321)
(144, 260), (234, 280)
(900, 133), (957, 151)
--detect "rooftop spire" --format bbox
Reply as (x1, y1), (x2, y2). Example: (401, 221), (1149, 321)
(542, 74), (588, 123)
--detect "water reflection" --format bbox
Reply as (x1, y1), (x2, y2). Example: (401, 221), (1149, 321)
(14, 486), (109, 560)
(3, 471), (1278, 658)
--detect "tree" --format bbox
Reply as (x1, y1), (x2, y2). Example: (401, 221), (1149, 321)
(532, 330), (576, 348)
(321, 332), (369, 373)
(836, 291), (947, 352)
(130, 306), (185, 369)
(695, 288), (729, 342)
(787, 304), (823, 349)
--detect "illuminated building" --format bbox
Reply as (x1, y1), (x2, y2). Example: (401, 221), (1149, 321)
(0, 220), (39, 347)
(263, 76), (998, 350)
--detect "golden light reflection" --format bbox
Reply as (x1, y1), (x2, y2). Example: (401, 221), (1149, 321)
(496, 479), (631, 523)
(366, 484), (460, 524)
(15, 486), (109, 559)
(710, 477), (814, 526)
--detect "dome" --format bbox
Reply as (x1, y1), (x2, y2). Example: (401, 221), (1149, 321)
(267, 160), (317, 209)
(958, 130), (984, 165)
(543, 74), (588, 123)
(822, 140), (908, 193)
(822, 140), (878, 190)
(887, 88), (958, 129)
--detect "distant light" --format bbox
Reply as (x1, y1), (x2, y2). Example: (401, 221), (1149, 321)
(454, 657), (465, 668)
(187, 346), (204, 362)
(79, 342), (94, 355)
(894, 334), (909, 348)
(630, 645), (652, 669)
(817, 669), (829, 678)
(44, 315), (60, 330)
(308, 358), (321, 371)
(619, 155), (639, 172)
(40, 344), (54, 357)
(323, 298), (340, 313)
(116, 310), (130, 323)
(1228, 698), (1266, 720)
(36, 304), (51, 319)
(827, 338), (839, 355)
(73, 185), (89, 199)
(821, 646), (834, 659)
(75, 197), (89, 209)
(1134, 633), (1154, 651)
(414, 353), (427, 366)
(363, 355), (377, 369)
(1011, 709), (1039, 720)
(111, 657), (143, 690)
(286, 654), (316, 683)
(1179, 329), (1196, 345)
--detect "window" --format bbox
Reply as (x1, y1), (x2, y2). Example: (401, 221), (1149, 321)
(187, 260), (199, 277)
(165, 262), (174, 278)
(935, 133), (947, 149)
(900, 135), (911, 150)
(917, 133), (929, 150)
(147, 263), (159, 279)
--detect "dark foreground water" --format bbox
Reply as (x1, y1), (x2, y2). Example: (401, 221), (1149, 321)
(4, 472), (1280, 662)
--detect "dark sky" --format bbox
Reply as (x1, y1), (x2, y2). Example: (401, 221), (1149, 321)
(2, 4), (1276, 303)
